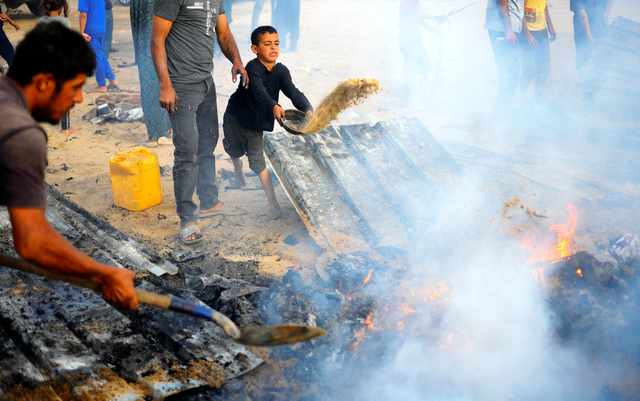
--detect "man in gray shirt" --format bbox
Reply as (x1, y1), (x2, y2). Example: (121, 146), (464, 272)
(151, 0), (249, 245)
(1, 23), (137, 310)
(485, 0), (524, 118)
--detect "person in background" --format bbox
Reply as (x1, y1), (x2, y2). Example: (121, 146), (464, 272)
(484, 0), (525, 119)
(252, 0), (265, 32)
(130, 0), (171, 147)
(398, 0), (444, 106)
(0, 9), (20, 68)
(103, 0), (114, 59)
(79, 0), (118, 92)
(271, 0), (299, 52)
(0, 22), (137, 310)
(570, 0), (615, 106)
(39, 0), (80, 135)
(151, 0), (248, 245)
(224, 0), (232, 23)
(518, 0), (556, 100)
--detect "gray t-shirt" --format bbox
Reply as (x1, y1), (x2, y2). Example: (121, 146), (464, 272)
(0, 76), (48, 209)
(38, 15), (72, 29)
(484, 0), (524, 33)
(154, 0), (225, 84)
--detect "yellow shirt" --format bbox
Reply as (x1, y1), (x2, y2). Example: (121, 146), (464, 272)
(524, 0), (547, 31)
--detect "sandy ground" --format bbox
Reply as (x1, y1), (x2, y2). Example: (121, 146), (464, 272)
(1, 0), (639, 291)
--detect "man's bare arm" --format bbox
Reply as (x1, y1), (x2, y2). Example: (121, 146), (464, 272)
(79, 12), (90, 41)
(215, 13), (249, 88)
(545, 5), (556, 42)
(497, 0), (517, 45)
(9, 208), (137, 309)
(150, 15), (177, 114)
(1, 11), (19, 31)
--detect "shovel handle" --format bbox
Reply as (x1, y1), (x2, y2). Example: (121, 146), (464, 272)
(135, 289), (241, 339)
(0, 254), (241, 339)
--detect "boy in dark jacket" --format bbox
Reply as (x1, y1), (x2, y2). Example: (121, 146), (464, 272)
(223, 25), (312, 220)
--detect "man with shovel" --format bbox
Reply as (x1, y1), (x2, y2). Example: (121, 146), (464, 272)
(0, 23), (138, 310)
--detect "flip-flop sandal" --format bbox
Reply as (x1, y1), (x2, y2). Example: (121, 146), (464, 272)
(198, 202), (247, 217)
(179, 224), (205, 245)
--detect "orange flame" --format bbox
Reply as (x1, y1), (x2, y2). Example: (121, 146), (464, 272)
(524, 204), (578, 264)
(576, 269), (583, 277)
(401, 301), (417, 315)
(362, 270), (372, 286)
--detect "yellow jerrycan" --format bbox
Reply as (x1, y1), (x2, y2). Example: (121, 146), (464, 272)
(109, 147), (162, 211)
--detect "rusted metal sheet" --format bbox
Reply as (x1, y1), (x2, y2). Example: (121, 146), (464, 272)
(264, 131), (370, 255)
(265, 117), (470, 253)
(45, 184), (178, 276)
(578, 17), (640, 97)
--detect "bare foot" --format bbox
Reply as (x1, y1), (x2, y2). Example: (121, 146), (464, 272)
(266, 204), (281, 220)
(231, 157), (246, 187)
(200, 201), (246, 214)
(62, 128), (81, 135)
(181, 222), (202, 242)
(90, 86), (108, 93)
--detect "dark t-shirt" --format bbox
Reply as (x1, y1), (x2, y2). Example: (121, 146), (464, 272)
(78, 0), (107, 37)
(154, 0), (225, 84)
(0, 76), (48, 208)
(226, 59), (312, 132)
(570, 0), (608, 39)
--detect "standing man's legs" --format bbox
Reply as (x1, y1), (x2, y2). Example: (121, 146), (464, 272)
(251, 0), (266, 32)
(131, 0), (171, 141)
(171, 79), (211, 228)
(194, 76), (220, 213)
(488, 29), (521, 115)
(285, 0), (300, 52)
(104, 8), (114, 59)
(89, 37), (117, 88)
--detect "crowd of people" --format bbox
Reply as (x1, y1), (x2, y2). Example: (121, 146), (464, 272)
(399, 0), (615, 111)
(0, 0), (621, 309)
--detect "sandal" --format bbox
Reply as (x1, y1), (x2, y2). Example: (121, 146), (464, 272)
(179, 224), (205, 245)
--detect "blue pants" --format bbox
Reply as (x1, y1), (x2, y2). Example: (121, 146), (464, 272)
(103, 9), (114, 59)
(0, 25), (14, 65)
(170, 76), (220, 226)
(89, 36), (115, 87)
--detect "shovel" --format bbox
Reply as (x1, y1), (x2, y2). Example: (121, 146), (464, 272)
(0, 253), (325, 347)
(281, 109), (311, 136)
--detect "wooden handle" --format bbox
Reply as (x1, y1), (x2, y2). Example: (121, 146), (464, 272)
(0, 253), (241, 339)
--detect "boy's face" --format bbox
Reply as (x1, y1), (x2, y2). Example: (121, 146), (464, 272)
(252, 32), (279, 65)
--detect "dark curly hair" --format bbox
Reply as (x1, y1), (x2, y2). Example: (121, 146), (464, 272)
(7, 22), (95, 92)
(41, 0), (69, 17)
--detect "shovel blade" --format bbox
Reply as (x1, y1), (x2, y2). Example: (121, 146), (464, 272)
(236, 325), (326, 347)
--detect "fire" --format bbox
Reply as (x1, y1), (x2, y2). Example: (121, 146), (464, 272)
(400, 301), (416, 315)
(362, 270), (372, 286)
(576, 268), (583, 277)
(524, 204), (578, 264)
